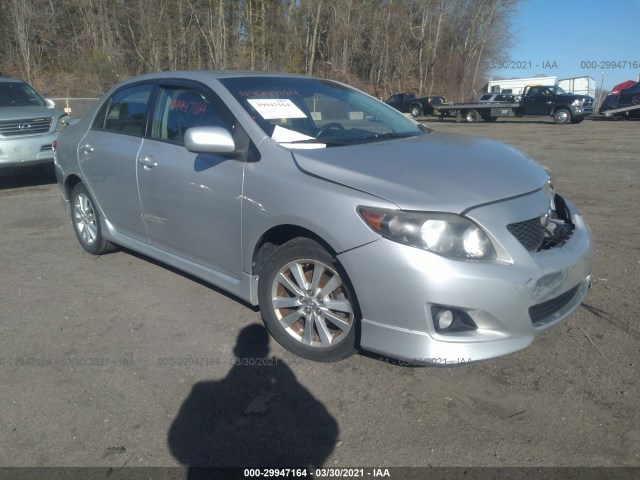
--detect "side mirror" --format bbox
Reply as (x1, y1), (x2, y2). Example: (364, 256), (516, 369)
(184, 127), (236, 154)
(45, 98), (56, 109)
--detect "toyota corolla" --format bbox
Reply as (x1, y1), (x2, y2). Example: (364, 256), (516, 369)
(54, 71), (593, 364)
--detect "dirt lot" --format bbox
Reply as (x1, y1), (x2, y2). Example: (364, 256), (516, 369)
(0, 117), (638, 474)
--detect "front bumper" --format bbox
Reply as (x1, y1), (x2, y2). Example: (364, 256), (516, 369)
(0, 133), (57, 167)
(338, 191), (594, 364)
(570, 105), (595, 117)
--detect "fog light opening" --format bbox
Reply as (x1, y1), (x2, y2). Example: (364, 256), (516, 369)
(432, 306), (477, 333)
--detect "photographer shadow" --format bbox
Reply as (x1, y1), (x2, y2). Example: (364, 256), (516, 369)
(168, 324), (338, 479)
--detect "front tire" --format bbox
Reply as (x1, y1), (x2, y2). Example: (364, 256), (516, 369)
(631, 94), (640, 105)
(258, 238), (358, 362)
(570, 117), (585, 124)
(553, 108), (571, 124)
(70, 183), (116, 255)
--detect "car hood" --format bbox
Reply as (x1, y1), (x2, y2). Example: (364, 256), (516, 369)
(0, 106), (60, 121)
(291, 132), (549, 213)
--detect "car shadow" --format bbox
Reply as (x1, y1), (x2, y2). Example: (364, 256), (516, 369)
(0, 163), (56, 190)
(119, 246), (259, 312)
(167, 324), (339, 479)
(590, 116), (640, 122)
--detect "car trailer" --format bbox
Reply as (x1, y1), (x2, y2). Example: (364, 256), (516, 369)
(602, 103), (640, 118)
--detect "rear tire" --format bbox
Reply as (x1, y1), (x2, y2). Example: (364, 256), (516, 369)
(553, 108), (571, 124)
(258, 238), (358, 362)
(70, 183), (116, 255)
(465, 110), (480, 123)
(631, 94), (640, 105)
(483, 116), (498, 122)
(410, 105), (423, 117)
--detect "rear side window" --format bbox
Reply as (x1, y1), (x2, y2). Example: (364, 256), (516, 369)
(150, 86), (235, 146)
(92, 83), (153, 135)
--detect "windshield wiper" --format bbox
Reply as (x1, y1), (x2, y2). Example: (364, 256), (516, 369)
(279, 138), (349, 146)
(348, 132), (420, 144)
(280, 132), (420, 147)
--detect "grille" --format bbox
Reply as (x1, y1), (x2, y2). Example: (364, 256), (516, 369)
(507, 217), (545, 252)
(529, 285), (580, 326)
(0, 117), (52, 137)
(583, 98), (594, 107)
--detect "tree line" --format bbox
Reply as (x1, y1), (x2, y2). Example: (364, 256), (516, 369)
(0, 0), (518, 99)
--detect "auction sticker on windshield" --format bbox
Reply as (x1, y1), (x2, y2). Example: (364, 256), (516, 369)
(247, 98), (307, 119)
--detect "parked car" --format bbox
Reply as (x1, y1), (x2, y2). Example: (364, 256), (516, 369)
(478, 93), (517, 103)
(55, 71), (593, 364)
(618, 81), (640, 105)
(0, 77), (68, 168)
(599, 81), (640, 119)
(385, 93), (445, 117)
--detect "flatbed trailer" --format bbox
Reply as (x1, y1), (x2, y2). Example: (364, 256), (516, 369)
(435, 102), (521, 123)
(602, 104), (640, 118)
(434, 85), (595, 124)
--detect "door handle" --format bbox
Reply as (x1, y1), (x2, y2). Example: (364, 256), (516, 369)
(139, 156), (158, 169)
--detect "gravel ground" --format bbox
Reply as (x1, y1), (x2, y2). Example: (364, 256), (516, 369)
(0, 116), (638, 474)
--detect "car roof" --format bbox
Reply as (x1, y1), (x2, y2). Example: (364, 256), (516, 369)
(0, 76), (24, 84)
(124, 70), (311, 83)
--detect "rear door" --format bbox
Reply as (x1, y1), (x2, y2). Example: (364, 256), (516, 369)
(136, 81), (244, 278)
(78, 82), (154, 242)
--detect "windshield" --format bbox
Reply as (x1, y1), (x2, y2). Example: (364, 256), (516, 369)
(219, 76), (424, 147)
(0, 82), (47, 107)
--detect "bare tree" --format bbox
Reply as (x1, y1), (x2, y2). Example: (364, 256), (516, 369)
(0, 0), (519, 98)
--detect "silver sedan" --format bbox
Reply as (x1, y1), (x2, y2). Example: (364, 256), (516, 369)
(54, 71), (593, 364)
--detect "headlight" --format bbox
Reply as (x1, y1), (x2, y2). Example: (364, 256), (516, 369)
(571, 98), (584, 107)
(358, 207), (496, 260)
(55, 115), (70, 132)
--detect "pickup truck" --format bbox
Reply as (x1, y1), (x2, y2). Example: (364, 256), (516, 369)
(385, 93), (444, 117)
(435, 85), (594, 124)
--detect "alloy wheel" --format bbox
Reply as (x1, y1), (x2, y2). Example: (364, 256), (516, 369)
(270, 259), (354, 348)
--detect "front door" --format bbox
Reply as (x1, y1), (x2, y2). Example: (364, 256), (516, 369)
(136, 82), (244, 279)
(522, 87), (554, 115)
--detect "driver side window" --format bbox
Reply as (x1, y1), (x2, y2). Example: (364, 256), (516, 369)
(150, 86), (234, 146)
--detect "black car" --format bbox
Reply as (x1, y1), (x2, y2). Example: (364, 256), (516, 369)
(599, 84), (640, 119)
(599, 94), (619, 115)
(618, 81), (640, 105)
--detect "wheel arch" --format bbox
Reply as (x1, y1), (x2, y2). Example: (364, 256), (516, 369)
(551, 104), (572, 115)
(64, 174), (83, 200)
(251, 224), (341, 277)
